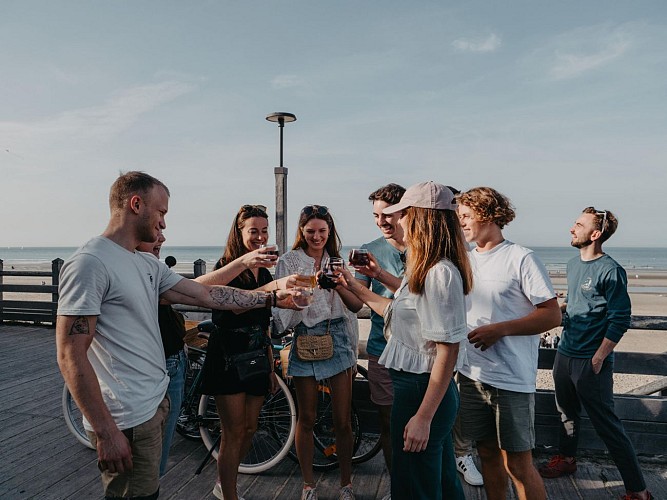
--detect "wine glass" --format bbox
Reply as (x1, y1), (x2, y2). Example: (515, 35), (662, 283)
(349, 248), (370, 266)
(323, 257), (345, 278)
(259, 244), (280, 257)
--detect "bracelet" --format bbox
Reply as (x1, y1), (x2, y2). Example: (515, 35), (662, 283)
(271, 289), (277, 307)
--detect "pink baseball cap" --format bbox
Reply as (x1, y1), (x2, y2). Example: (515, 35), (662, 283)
(383, 181), (457, 214)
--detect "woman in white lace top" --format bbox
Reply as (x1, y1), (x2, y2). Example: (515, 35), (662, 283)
(337, 182), (473, 500)
(273, 205), (361, 500)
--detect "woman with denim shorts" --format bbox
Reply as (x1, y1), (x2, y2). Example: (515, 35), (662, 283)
(273, 205), (361, 500)
(337, 182), (473, 500)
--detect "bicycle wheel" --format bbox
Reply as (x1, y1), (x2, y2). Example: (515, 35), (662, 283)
(310, 386), (361, 472)
(350, 365), (382, 464)
(198, 376), (297, 474)
(308, 365), (382, 468)
(61, 384), (94, 449)
(176, 348), (206, 440)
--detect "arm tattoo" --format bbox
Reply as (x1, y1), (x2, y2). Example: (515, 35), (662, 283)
(209, 286), (262, 309)
(69, 316), (90, 335)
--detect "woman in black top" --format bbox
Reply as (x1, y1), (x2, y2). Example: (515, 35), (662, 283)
(199, 204), (284, 500)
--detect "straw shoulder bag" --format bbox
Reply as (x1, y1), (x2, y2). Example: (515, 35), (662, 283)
(295, 319), (333, 361)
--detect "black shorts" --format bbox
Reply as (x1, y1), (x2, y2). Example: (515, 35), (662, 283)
(200, 328), (270, 397)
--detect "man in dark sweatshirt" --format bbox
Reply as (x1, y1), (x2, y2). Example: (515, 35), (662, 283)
(539, 207), (651, 500)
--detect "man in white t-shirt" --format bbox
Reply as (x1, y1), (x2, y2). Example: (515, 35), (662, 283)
(455, 187), (561, 500)
(57, 171), (295, 499)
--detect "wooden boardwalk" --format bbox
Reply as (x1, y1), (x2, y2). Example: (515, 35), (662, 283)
(0, 324), (665, 499)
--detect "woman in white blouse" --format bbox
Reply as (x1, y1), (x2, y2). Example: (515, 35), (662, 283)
(338, 182), (473, 500)
(273, 205), (361, 500)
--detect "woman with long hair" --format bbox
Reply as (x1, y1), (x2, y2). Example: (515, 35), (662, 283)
(273, 205), (361, 500)
(338, 182), (472, 500)
(198, 204), (291, 500)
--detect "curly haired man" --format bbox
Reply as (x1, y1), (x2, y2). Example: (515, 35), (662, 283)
(455, 187), (561, 500)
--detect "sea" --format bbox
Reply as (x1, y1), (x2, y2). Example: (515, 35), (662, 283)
(2, 245), (666, 274)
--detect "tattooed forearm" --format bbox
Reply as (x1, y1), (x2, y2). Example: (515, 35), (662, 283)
(209, 286), (263, 309)
(69, 316), (90, 335)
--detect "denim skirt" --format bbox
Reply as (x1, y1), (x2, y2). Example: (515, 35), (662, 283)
(287, 317), (356, 380)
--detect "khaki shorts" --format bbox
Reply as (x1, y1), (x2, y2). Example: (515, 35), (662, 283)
(458, 374), (535, 452)
(87, 397), (169, 499)
(367, 355), (394, 406)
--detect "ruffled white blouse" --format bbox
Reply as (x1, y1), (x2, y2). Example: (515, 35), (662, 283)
(379, 259), (467, 374)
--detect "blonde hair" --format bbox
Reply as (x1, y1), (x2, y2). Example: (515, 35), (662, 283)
(457, 187), (515, 229)
(403, 207), (473, 295)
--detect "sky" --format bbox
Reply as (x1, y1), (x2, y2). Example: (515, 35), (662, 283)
(2, 1), (667, 248)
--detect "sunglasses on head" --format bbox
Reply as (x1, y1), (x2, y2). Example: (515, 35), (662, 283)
(240, 204), (268, 214)
(301, 205), (329, 217)
(595, 210), (608, 234)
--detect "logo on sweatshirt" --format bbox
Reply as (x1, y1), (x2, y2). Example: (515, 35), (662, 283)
(581, 277), (592, 291)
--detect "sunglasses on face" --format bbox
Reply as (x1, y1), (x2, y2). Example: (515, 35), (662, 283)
(301, 205), (329, 217)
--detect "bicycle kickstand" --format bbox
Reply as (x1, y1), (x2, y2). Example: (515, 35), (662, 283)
(195, 434), (221, 475)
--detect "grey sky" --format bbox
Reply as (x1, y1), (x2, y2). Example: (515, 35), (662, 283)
(2, 1), (666, 247)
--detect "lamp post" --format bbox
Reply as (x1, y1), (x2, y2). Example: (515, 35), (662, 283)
(266, 112), (297, 254)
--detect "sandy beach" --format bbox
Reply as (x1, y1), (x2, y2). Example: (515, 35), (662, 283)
(3, 264), (666, 393)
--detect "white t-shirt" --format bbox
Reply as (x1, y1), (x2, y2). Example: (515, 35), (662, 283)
(458, 240), (555, 393)
(379, 259), (467, 374)
(58, 236), (184, 430)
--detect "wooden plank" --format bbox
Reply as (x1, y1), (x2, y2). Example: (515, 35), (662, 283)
(627, 376), (667, 396)
(0, 299), (57, 309)
(0, 312), (56, 323)
(0, 284), (58, 293)
(0, 270), (54, 277)
(1, 323), (665, 500)
(630, 315), (667, 330)
(535, 391), (667, 421)
(538, 349), (667, 376)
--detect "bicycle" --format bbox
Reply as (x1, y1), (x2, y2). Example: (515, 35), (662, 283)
(61, 325), (299, 473)
(196, 323), (381, 472)
(62, 321), (381, 474)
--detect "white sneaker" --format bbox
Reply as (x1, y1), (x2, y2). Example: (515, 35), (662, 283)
(338, 484), (355, 500)
(212, 481), (246, 500)
(301, 487), (318, 500)
(456, 454), (484, 486)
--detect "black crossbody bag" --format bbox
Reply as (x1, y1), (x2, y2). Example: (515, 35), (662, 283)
(231, 349), (272, 381)
(224, 325), (272, 381)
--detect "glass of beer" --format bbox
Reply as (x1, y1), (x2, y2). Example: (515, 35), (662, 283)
(349, 248), (370, 266)
(297, 264), (317, 289)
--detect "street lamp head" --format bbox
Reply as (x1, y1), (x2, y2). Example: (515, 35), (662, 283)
(266, 112), (297, 126)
